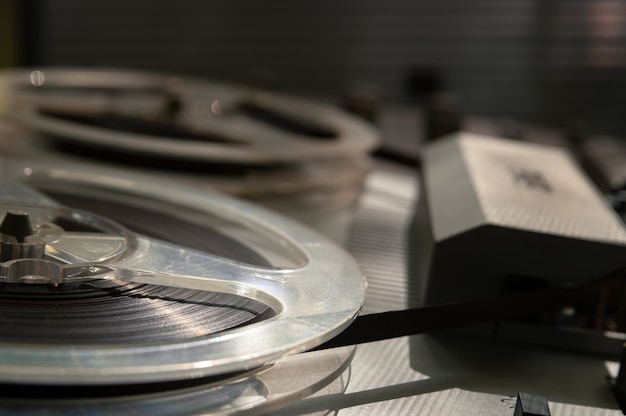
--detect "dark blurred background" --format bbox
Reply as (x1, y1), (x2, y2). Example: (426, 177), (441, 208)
(3, 0), (626, 137)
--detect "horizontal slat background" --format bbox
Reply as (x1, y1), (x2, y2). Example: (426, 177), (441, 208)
(19, 0), (626, 135)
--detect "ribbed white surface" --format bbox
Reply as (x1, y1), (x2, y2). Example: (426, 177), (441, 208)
(424, 134), (485, 241)
(425, 133), (626, 244)
(461, 133), (626, 243)
(346, 163), (417, 314)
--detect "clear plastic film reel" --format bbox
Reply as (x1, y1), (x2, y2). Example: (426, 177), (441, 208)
(0, 158), (366, 387)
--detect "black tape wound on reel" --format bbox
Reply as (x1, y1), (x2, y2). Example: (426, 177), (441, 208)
(0, 190), (275, 346)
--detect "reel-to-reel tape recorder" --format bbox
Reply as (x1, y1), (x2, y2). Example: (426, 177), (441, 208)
(0, 67), (625, 415)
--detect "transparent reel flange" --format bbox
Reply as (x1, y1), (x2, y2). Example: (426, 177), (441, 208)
(0, 159), (365, 414)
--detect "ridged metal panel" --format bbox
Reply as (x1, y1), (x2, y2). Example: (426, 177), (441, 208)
(33, 0), (626, 135)
(346, 162), (418, 314)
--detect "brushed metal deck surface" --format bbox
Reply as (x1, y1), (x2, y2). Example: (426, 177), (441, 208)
(272, 160), (623, 416)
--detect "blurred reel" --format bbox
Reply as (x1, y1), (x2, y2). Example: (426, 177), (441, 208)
(0, 68), (379, 164)
(0, 68), (379, 243)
